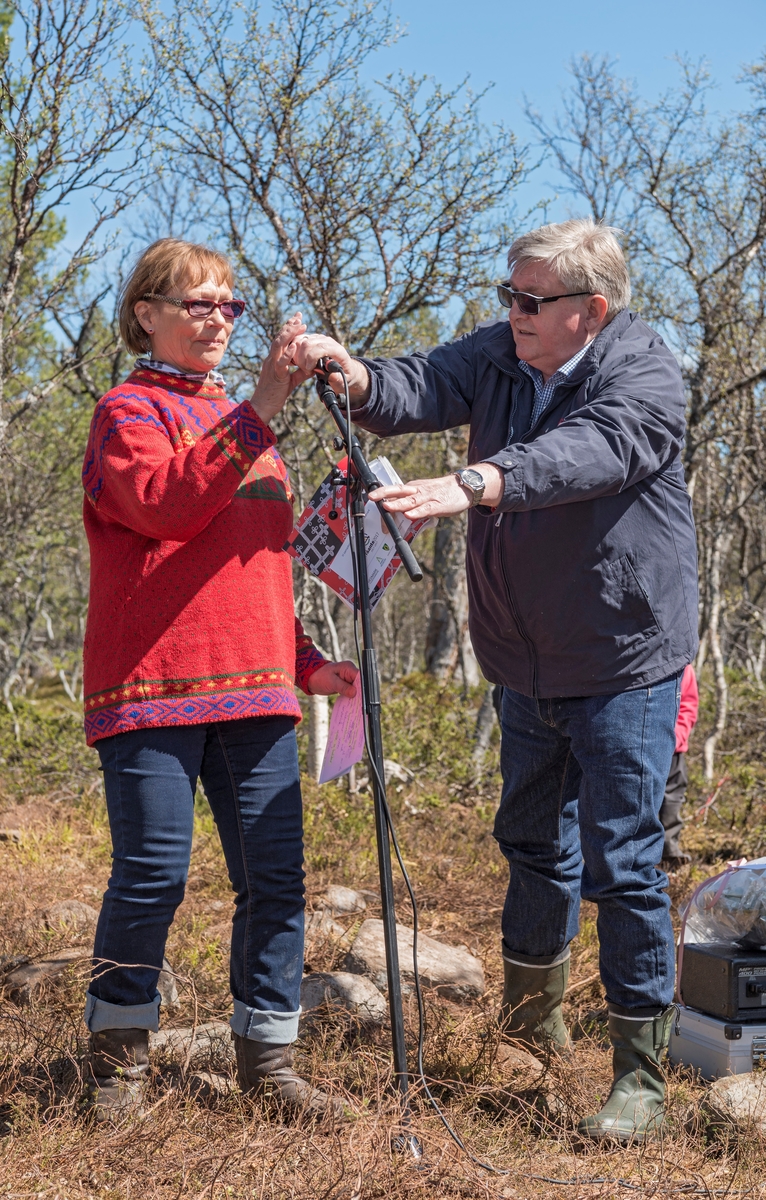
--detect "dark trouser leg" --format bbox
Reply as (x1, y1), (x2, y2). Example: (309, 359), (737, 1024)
(86, 725), (205, 1033)
(659, 751), (689, 860)
(200, 717), (304, 1045)
(494, 688), (583, 963)
(560, 674), (680, 1012)
(200, 718), (342, 1116)
(493, 690), (582, 1046)
(495, 675), (680, 1013)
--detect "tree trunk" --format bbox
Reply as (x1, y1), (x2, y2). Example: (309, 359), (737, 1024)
(703, 533), (729, 781)
(307, 694), (329, 781)
(471, 681), (497, 778)
(424, 512), (479, 684)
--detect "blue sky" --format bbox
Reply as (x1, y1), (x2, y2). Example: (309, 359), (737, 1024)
(365, 0), (766, 241)
(363, 0), (766, 319)
(371, 0), (765, 125)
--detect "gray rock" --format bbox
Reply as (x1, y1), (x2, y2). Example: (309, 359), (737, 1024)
(306, 909), (348, 942)
(27, 899), (100, 940)
(703, 1071), (766, 1135)
(0, 954), (31, 979)
(157, 957), (181, 1011)
(344, 919), (485, 1002)
(0, 829), (22, 842)
(187, 1070), (234, 1101)
(301, 971), (387, 1024)
(3, 948), (85, 1005)
(150, 1020), (234, 1066)
(320, 885), (367, 916)
(494, 1042), (545, 1082)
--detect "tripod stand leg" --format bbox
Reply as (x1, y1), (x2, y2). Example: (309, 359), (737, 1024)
(351, 489), (422, 1156)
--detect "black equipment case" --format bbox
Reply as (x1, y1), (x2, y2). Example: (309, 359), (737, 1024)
(680, 943), (766, 1022)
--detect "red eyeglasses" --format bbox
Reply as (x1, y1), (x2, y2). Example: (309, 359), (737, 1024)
(143, 294), (247, 319)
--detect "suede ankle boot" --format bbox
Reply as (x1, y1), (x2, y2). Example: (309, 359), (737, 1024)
(577, 1006), (675, 1143)
(499, 954), (571, 1052)
(83, 1027), (150, 1122)
(233, 1035), (345, 1118)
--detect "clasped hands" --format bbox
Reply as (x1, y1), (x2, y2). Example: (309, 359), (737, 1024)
(250, 314), (503, 524)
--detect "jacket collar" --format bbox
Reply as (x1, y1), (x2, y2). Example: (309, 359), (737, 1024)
(479, 308), (634, 383)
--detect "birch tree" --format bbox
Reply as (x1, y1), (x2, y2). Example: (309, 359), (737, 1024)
(0, 0), (155, 704)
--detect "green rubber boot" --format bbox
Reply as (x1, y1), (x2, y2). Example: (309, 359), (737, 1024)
(577, 1007), (675, 1144)
(499, 953), (571, 1052)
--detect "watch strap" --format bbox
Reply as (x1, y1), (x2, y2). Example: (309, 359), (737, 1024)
(455, 468), (486, 506)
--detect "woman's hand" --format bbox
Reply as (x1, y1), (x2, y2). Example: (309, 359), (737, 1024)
(250, 313), (312, 425)
(291, 334), (371, 405)
(307, 660), (359, 698)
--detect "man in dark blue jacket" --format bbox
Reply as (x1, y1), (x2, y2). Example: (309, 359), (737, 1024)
(294, 219), (698, 1143)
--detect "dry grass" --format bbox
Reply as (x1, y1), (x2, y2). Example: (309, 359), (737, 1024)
(0, 674), (765, 1198)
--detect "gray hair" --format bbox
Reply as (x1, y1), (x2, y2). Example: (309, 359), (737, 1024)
(507, 218), (631, 318)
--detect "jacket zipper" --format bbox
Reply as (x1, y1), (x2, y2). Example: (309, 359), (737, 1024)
(497, 517), (538, 698)
(484, 362), (580, 699)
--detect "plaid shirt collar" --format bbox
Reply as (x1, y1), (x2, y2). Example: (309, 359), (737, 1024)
(518, 343), (591, 427)
(134, 357), (226, 387)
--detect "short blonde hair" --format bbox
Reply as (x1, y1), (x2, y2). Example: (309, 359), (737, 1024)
(507, 218), (631, 318)
(119, 238), (235, 355)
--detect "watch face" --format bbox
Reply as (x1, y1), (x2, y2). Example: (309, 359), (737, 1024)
(461, 469), (484, 489)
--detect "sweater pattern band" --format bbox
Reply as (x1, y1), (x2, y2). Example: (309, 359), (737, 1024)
(84, 686), (298, 743)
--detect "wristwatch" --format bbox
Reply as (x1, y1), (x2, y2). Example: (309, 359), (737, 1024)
(454, 467), (486, 507)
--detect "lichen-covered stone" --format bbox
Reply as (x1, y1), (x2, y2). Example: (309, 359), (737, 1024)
(320, 885), (367, 916)
(702, 1071), (766, 1135)
(344, 919), (485, 1002)
(301, 971), (387, 1024)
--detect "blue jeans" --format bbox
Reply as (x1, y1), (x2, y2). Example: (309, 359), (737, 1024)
(85, 717), (304, 1044)
(494, 675), (681, 1012)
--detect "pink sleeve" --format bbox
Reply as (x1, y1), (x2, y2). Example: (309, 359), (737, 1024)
(675, 664), (699, 752)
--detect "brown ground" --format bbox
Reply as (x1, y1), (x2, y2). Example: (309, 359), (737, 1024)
(0, 676), (764, 1198)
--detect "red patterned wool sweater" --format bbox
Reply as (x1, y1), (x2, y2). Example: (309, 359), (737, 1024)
(81, 366), (324, 746)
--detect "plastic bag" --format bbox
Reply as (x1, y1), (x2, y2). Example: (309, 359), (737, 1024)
(681, 859), (766, 949)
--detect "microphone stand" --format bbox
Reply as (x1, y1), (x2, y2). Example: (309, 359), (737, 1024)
(315, 364), (423, 1158)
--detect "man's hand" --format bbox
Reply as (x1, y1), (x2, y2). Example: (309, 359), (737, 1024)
(250, 313), (312, 425)
(291, 334), (371, 405)
(369, 465), (505, 519)
(307, 660), (359, 698)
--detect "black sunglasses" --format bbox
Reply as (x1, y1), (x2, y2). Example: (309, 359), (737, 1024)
(496, 283), (592, 316)
(143, 294), (247, 319)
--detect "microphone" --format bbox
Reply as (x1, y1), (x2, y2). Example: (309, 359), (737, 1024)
(316, 356), (344, 377)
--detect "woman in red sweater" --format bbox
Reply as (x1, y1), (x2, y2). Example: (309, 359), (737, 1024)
(81, 238), (357, 1119)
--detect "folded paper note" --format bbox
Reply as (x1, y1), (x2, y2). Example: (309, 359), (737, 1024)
(319, 686), (365, 784)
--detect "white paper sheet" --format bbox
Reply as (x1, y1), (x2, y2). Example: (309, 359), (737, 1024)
(319, 686), (365, 784)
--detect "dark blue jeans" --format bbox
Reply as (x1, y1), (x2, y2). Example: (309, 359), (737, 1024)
(494, 675), (681, 1012)
(85, 717), (304, 1044)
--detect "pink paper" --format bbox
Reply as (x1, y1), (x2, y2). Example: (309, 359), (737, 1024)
(319, 687), (365, 784)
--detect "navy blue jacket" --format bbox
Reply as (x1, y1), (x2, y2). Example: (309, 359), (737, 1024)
(354, 311), (699, 697)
